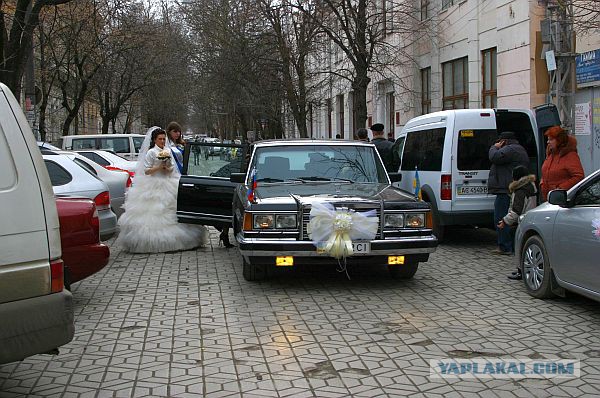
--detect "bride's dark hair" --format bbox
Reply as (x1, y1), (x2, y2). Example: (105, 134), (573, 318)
(149, 128), (166, 149)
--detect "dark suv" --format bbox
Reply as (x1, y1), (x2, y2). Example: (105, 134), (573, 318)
(177, 139), (438, 281)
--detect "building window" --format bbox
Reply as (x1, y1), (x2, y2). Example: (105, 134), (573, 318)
(337, 94), (344, 138)
(420, 0), (429, 20)
(442, 0), (454, 10)
(442, 57), (468, 110)
(421, 67), (431, 115)
(326, 98), (332, 139)
(482, 47), (497, 108)
(386, 92), (395, 137)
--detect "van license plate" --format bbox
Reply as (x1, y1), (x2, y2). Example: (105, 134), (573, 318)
(457, 185), (488, 195)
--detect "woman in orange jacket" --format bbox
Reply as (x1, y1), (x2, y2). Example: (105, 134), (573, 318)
(540, 126), (584, 201)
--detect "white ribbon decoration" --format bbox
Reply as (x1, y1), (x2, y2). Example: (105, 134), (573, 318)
(307, 201), (379, 259)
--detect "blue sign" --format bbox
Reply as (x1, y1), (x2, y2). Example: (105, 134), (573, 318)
(576, 49), (600, 87)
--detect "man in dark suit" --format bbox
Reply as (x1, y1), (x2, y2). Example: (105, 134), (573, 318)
(370, 123), (397, 172)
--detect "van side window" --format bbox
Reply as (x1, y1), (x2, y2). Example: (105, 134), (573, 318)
(457, 129), (496, 170)
(0, 129), (17, 190)
(72, 138), (96, 150)
(44, 160), (73, 186)
(401, 128), (445, 172)
(99, 137), (130, 154)
(133, 137), (144, 153)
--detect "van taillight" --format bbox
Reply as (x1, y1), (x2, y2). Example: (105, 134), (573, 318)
(91, 207), (100, 241)
(441, 175), (452, 200)
(94, 191), (111, 211)
(50, 259), (64, 293)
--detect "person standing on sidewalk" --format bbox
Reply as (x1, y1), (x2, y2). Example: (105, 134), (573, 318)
(370, 123), (397, 172)
(540, 126), (584, 201)
(488, 131), (529, 255)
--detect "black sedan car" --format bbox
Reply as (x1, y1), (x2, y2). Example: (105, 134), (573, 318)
(177, 139), (437, 281)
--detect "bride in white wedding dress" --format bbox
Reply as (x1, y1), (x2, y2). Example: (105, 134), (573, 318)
(116, 127), (209, 253)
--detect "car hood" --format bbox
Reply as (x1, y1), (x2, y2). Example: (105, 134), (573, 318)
(247, 182), (428, 210)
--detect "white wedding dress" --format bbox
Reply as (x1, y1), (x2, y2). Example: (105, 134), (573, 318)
(116, 131), (209, 253)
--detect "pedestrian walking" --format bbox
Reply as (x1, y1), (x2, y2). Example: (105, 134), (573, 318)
(540, 126), (584, 201)
(497, 165), (538, 279)
(370, 123), (397, 172)
(488, 131), (529, 255)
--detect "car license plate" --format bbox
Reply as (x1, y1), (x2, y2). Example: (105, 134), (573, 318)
(456, 185), (488, 195)
(316, 241), (371, 255)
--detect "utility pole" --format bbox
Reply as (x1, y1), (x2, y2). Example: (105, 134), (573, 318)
(544, 0), (576, 131)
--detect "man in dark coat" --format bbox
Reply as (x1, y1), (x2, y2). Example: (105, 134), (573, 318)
(370, 123), (397, 172)
(488, 131), (529, 255)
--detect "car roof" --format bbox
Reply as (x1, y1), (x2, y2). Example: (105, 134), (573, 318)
(254, 139), (374, 147)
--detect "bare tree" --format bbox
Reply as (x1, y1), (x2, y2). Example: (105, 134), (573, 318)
(0, 0), (73, 97)
(292, 0), (422, 130)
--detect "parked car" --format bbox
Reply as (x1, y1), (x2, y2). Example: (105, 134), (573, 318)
(37, 141), (61, 150)
(515, 168), (600, 302)
(56, 151), (130, 217)
(42, 153), (117, 240)
(0, 83), (74, 364)
(177, 140), (438, 281)
(60, 133), (145, 160)
(56, 197), (110, 289)
(394, 106), (560, 239)
(74, 149), (137, 175)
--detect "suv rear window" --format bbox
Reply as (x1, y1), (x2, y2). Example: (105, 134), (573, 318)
(401, 128), (445, 172)
(457, 129), (497, 170)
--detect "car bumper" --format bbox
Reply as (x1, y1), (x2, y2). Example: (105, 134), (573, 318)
(237, 235), (438, 257)
(63, 243), (110, 284)
(99, 208), (117, 240)
(0, 290), (75, 364)
(438, 210), (493, 227)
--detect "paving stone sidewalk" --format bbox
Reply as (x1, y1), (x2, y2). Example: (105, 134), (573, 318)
(1, 228), (600, 398)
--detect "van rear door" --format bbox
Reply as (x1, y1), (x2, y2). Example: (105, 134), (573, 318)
(451, 111), (497, 213)
(495, 109), (541, 180)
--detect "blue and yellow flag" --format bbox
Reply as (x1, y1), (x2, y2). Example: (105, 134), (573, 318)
(413, 167), (422, 200)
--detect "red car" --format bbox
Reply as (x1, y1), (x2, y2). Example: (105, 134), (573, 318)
(56, 197), (110, 288)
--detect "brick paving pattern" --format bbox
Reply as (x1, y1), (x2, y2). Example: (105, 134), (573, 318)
(1, 227), (600, 397)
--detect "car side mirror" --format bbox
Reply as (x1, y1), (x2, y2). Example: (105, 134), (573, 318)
(388, 172), (402, 183)
(548, 189), (568, 207)
(230, 173), (245, 183)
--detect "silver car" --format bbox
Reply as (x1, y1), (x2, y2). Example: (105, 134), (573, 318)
(42, 153), (118, 240)
(515, 168), (600, 302)
(74, 149), (137, 174)
(57, 151), (130, 218)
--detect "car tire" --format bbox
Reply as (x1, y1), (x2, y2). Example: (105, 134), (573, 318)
(64, 267), (72, 291)
(388, 261), (418, 279)
(242, 257), (266, 281)
(521, 235), (555, 299)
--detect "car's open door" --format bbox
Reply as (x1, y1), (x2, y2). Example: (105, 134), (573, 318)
(177, 141), (247, 227)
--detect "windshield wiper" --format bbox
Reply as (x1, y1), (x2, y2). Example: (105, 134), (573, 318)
(293, 176), (330, 182)
(256, 177), (284, 182)
(331, 178), (354, 183)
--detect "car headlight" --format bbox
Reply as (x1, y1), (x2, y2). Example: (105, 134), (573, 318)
(254, 214), (274, 229)
(276, 214), (297, 229)
(384, 213), (404, 228)
(405, 213), (425, 228)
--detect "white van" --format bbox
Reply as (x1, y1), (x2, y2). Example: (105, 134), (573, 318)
(395, 107), (558, 239)
(0, 83), (74, 364)
(60, 133), (145, 160)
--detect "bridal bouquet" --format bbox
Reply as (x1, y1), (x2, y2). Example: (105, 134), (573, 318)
(157, 149), (171, 162)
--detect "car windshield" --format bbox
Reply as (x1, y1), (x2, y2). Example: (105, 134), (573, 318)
(250, 144), (388, 183)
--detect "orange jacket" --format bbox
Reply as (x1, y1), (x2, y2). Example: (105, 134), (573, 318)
(540, 136), (584, 200)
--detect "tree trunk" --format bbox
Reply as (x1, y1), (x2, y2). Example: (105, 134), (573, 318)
(352, 74), (370, 132)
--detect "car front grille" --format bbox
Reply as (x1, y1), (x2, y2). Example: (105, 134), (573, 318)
(302, 203), (381, 241)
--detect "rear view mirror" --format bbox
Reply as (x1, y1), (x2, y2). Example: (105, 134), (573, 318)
(548, 189), (568, 207)
(388, 172), (402, 183)
(230, 173), (245, 183)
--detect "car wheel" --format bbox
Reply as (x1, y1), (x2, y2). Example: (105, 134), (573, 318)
(521, 235), (555, 299)
(388, 261), (418, 279)
(242, 257), (266, 281)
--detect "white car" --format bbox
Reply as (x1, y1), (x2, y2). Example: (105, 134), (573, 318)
(42, 153), (118, 240)
(74, 149), (137, 175)
(55, 151), (130, 218)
